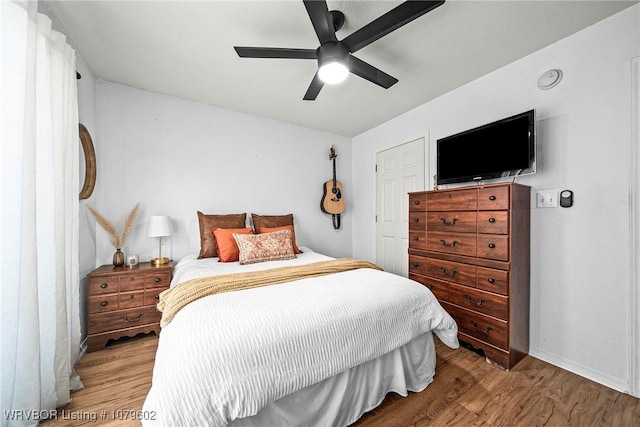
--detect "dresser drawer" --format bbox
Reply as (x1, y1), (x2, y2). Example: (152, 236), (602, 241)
(409, 231), (427, 250)
(477, 211), (509, 235)
(89, 276), (119, 296)
(478, 186), (509, 210)
(427, 189), (477, 211)
(409, 193), (427, 211)
(425, 258), (476, 287)
(118, 290), (145, 309)
(88, 306), (162, 335)
(88, 294), (118, 314)
(427, 211), (476, 233)
(409, 255), (428, 276)
(477, 235), (509, 261)
(409, 273), (449, 301)
(146, 271), (172, 289)
(443, 302), (508, 350)
(427, 232), (476, 257)
(409, 212), (427, 231)
(118, 272), (145, 292)
(449, 284), (508, 320)
(477, 267), (509, 295)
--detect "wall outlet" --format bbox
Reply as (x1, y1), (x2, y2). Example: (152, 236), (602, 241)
(536, 190), (558, 208)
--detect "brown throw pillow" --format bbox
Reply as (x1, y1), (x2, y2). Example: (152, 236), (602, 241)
(197, 212), (246, 259)
(251, 213), (294, 233)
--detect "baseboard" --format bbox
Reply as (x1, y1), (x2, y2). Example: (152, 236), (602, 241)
(530, 346), (630, 395)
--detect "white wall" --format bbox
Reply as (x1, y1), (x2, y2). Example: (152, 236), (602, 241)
(352, 5), (639, 393)
(93, 82), (351, 266)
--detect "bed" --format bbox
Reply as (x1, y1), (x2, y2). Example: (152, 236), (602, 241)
(141, 245), (458, 426)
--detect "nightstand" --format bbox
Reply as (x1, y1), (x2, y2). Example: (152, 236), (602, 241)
(86, 261), (173, 352)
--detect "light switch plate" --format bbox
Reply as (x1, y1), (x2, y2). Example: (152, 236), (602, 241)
(537, 190), (558, 208)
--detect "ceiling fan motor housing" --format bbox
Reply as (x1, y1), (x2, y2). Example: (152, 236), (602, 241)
(317, 41), (349, 68)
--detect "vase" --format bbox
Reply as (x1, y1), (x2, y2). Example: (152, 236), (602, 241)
(113, 248), (125, 266)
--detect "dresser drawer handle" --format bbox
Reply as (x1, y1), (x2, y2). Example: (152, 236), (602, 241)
(122, 314), (143, 323)
(440, 239), (459, 248)
(488, 217), (496, 223)
(414, 200), (420, 205)
(487, 278), (495, 284)
(100, 301), (108, 307)
(413, 217), (420, 223)
(489, 195), (497, 201)
(100, 283), (108, 289)
(488, 243), (496, 249)
(154, 277), (161, 283)
(465, 295), (485, 306)
(413, 236), (419, 241)
(154, 294), (160, 300)
(440, 218), (458, 226)
(471, 320), (493, 335)
(440, 267), (457, 277)
(412, 262), (420, 268)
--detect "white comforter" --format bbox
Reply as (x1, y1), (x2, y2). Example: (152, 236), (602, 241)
(142, 248), (458, 426)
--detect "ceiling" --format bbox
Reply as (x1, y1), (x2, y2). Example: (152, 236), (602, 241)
(46, 1), (636, 137)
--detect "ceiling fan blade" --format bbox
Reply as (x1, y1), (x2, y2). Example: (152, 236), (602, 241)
(234, 46), (317, 59)
(303, 0), (337, 45)
(303, 73), (324, 101)
(342, 0), (445, 53)
(348, 56), (398, 89)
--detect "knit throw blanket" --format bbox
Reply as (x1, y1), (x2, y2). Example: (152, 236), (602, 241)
(158, 258), (382, 327)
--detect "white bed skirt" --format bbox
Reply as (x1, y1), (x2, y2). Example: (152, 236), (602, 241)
(231, 332), (437, 427)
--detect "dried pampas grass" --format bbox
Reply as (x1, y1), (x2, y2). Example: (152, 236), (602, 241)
(89, 203), (140, 249)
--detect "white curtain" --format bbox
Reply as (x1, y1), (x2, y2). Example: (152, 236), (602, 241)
(1, 1), (83, 425)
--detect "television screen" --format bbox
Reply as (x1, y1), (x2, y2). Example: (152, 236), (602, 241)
(436, 110), (535, 185)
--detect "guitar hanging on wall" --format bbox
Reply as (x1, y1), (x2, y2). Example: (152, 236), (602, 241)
(321, 145), (346, 229)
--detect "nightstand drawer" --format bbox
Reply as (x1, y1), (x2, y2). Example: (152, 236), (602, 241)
(144, 288), (166, 306)
(146, 271), (172, 289)
(118, 272), (145, 292)
(88, 306), (162, 334)
(88, 294), (118, 314)
(89, 276), (119, 296)
(118, 290), (145, 309)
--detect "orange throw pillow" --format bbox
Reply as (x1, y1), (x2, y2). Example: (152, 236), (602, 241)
(258, 225), (302, 254)
(212, 227), (254, 262)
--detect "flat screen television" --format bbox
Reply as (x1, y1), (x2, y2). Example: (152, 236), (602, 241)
(436, 109), (535, 185)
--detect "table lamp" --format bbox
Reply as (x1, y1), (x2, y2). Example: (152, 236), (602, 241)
(148, 215), (172, 266)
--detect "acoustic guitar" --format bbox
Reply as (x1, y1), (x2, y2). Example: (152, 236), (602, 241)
(321, 146), (345, 228)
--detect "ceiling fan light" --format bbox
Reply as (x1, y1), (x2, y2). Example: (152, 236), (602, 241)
(318, 61), (349, 84)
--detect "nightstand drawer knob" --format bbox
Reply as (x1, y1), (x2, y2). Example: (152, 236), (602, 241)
(488, 217), (496, 223)
(154, 277), (161, 283)
(488, 243), (496, 249)
(100, 283), (108, 289)
(487, 278), (495, 284)
(100, 301), (108, 307)
(489, 195), (497, 201)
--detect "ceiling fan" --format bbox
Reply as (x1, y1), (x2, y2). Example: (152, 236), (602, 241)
(234, 0), (445, 101)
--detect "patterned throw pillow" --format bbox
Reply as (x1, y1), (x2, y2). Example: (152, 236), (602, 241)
(233, 229), (296, 265)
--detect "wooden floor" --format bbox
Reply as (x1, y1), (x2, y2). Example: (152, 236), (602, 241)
(41, 334), (640, 426)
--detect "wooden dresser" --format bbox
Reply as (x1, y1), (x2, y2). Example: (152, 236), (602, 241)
(86, 261), (172, 352)
(408, 183), (530, 370)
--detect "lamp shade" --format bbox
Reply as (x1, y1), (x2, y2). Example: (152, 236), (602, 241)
(148, 216), (172, 237)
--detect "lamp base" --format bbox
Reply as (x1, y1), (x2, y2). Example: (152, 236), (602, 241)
(150, 257), (170, 266)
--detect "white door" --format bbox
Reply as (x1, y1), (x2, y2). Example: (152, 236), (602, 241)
(375, 137), (426, 276)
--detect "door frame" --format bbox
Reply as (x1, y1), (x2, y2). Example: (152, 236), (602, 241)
(373, 132), (430, 269)
(630, 56), (640, 397)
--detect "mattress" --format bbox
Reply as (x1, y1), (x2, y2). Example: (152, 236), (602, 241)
(142, 248), (458, 426)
